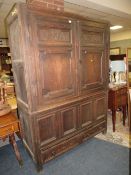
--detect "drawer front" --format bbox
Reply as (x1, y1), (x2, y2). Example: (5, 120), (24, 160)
(121, 95), (127, 106)
(116, 87), (127, 96)
(89, 122), (106, 135)
(41, 135), (80, 163)
(0, 122), (19, 138)
(41, 121), (106, 163)
(121, 88), (127, 94)
(116, 91), (127, 107)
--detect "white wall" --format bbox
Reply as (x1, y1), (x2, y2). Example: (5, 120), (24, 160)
(65, 0), (131, 15)
(110, 30), (131, 42)
(85, 0), (131, 14)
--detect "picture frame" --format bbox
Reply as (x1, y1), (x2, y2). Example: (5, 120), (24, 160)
(110, 47), (120, 55)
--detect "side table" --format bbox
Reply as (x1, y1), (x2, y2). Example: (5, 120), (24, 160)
(108, 85), (127, 132)
(0, 112), (23, 165)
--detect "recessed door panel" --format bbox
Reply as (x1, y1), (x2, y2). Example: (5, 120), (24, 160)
(80, 101), (93, 127)
(80, 48), (105, 93)
(61, 107), (77, 136)
(37, 114), (58, 146)
(94, 96), (107, 121)
(39, 47), (76, 103)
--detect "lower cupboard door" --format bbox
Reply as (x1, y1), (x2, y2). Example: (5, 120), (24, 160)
(94, 96), (107, 121)
(79, 100), (93, 128)
(60, 106), (77, 136)
(37, 114), (59, 147)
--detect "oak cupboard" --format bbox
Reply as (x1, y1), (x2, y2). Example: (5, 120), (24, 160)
(7, 3), (110, 169)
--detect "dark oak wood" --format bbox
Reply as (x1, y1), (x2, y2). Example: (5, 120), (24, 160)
(108, 85), (127, 132)
(7, 3), (109, 169)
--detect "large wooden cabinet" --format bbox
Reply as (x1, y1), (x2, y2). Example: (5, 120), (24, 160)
(7, 3), (109, 169)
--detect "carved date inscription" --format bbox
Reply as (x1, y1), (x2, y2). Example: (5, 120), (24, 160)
(39, 29), (70, 43)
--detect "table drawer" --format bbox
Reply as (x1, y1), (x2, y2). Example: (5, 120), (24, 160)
(0, 122), (19, 138)
(116, 87), (127, 95)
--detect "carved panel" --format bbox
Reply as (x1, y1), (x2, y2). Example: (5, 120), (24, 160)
(36, 17), (73, 45)
(38, 114), (58, 146)
(80, 48), (105, 93)
(94, 96), (106, 121)
(39, 29), (70, 43)
(80, 23), (104, 46)
(61, 107), (77, 136)
(80, 101), (92, 127)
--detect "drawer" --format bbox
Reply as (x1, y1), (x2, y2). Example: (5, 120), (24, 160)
(116, 88), (127, 96)
(116, 94), (127, 107)
(121, 88), (127, 94)
(116, 96), (121, 106)
(0, 122), (19, 138)
(89, 122), (106, 135)
(41, 136), (80, 163)
(41, 121), (106, 163)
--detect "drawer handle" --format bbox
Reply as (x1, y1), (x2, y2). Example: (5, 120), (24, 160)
(52, 151), (56, 156)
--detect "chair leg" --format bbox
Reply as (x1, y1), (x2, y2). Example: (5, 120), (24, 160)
(112, 110), (116, 132)
(9, 134), (23, 166)
(122, 106), (126, 126)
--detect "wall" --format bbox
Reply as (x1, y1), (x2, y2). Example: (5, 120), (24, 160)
(110, 39), (131, 54)
(85, 0), (131, 14)
(110, 30), (131, 74)
(110, 30), (131, 42)
(110, 30), (131, 54)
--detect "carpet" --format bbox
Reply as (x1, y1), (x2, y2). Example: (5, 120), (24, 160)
(96, 111), (130, 148)
(0, 138), (129, 175)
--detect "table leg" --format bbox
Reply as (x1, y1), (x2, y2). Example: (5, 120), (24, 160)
(122, 105), (126, 126)
(112, 109), (116, 132)
(9, 134), (23, 166)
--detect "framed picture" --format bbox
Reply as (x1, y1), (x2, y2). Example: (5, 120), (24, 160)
(110, 47), (120, 55)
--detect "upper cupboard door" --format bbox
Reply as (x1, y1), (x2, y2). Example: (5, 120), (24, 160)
(29, 14), (77, 107)
(80, 47), (105, 93)
(79, 21), (107, 94)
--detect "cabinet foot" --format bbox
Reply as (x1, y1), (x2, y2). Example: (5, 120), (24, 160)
(36, 163), (43, 172)
(102, 129), (107, 135)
